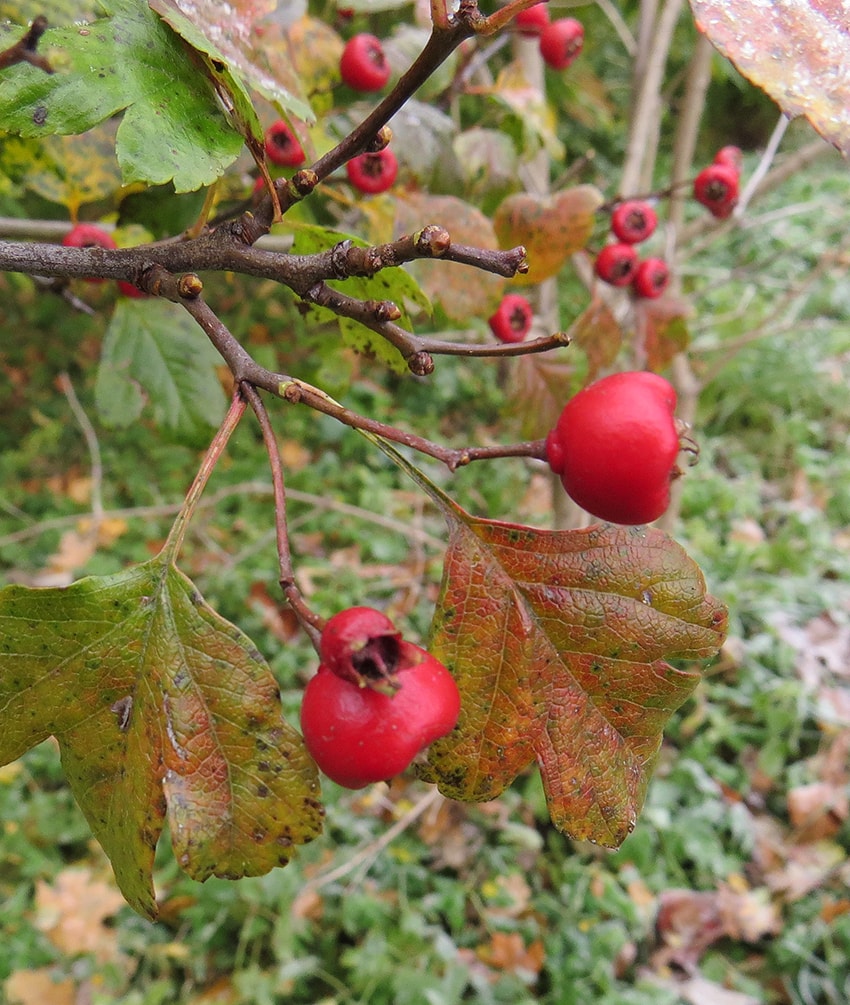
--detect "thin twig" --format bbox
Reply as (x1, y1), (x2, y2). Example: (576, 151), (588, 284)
(56, 372), (103, 536)
(0, 15), (53, 73)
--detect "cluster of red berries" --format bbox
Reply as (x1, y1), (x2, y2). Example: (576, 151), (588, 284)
(515, 5), (584, 70)
(61, 223), (144, 298)
(693, 145), (742, 219)
(545, 370), (682, 524)
(594, 199), (670, 299)
(300, 607), (460, 788)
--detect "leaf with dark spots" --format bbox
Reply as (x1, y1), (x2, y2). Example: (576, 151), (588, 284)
(0, 556), (322, 919)
(420, 514), (726, 847)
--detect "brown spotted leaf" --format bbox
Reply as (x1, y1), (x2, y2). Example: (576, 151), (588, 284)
(421, 517), (726, 846)
(493, 185), (604, 285)
(0, 557), (323, 919)
(690, 0), (850, 156)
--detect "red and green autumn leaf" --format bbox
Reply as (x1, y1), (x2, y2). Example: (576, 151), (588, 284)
(0, 557), (323, 919)
(421, 514), (727, 847)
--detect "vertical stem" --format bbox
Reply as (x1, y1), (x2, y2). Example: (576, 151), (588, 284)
(240, 383), (325, 650)
(160, 390), (247, 562)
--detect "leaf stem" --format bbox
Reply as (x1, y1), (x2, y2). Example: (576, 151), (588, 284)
(160, 390), (248, 563)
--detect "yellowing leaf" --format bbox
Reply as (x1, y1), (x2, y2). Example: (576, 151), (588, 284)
(493, 186), (604, 285)
(690, 0), (850, 156)
(422, 517), (726, 846)
(0, 558), (323, 918)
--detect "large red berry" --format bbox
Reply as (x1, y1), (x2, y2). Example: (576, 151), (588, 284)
(713, 145), (743, 173)
(693, 163), (739, 218)
(610, 200), (657, 245)
(594, 242), (638, 287)
(632, 257), (670, 299)
(515, 3), (550, 35)
(264, 120), (306, 167)
(488, 293), (533, 343)
(62, 223), (117, 284)
(340, 33), (391, 92)
(320, 606), (401, 687)
(346, 148), (398, 194)
(300, 646), (460, 789)
(545, 371), (681, 524)
(539, 17), (584, 70)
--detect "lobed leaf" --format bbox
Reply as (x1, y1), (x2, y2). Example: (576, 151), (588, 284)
(422, 514), (727, 846)
(0, 0), (244, 191)
(690, 0), (850, 157)
(0, 558), (323, 919)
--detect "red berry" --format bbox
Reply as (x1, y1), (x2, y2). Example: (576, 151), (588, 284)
(713, 145), (743, 172)
(346, 148), (398, 195)
(632, 257), (670, 299)
(117, 280), (147, 298)
(539, 17), (584, 70)
(610, 200), (657, 245)
(62, 223), (116, 284)
(340, 33), (391, 92)
(488, 293), (533, 343)
(594, 243), (638, 287)
(693, 163), (739, 217)
(515, 3), (550, 35)
(264, 120), (306, 168)
(320, 606), (401, 687)
(300, 646), (460, 789)
(545, 371), (681, 524)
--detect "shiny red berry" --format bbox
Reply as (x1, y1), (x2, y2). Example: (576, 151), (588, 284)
(515, 3), (550, 35)
(545, 371), (681, 524)
(300, 646), (460, 789)
(632, 257), (670, 299)
(693, 163), (739, 217)
(610, 200), (657, 245)
(62, 223), (116, 284)
(539, 18), (584, 70)
(594, 243), (638, 286)
(346, 148), (398, 195)
(488, 293), (533, 343)
(340, 33), (391, 92)
(264, 120), (306, 167)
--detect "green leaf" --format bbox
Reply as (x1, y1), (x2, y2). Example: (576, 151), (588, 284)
(0, 0), (244, 191)
(95, 298), (227, 434)
(423, 517), (726, 846)
(291, 224), (431, 375)
(0, 558), (323, 918)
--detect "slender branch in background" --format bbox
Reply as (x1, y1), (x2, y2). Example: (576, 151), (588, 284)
(56, 372), (104, 537)
(595, 0), (637, 55)
(240, 383), (325, 649)
(160, 391), (248, 562)
(0, 15), (53, 73)
(735, 113), (790, 215)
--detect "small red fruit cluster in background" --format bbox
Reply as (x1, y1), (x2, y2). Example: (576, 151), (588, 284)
(594, 198), (670, 299)
(62, 223), (147, 298)
(693, 146), (743, 219)
(515, 5), (584, 71)
(340, 32), (391, 92)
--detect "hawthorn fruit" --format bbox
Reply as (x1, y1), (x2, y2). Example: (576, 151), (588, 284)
(62, 223), (117, 284)
(264, 120), (306, 167)
(346, 148), (398, 194)
(594, 242), (639, 286)
(693, 163), (739, 218)
(515, 3), (550, 35)
(632, 257), (670, 299)
(340, 33), (391, 92)
(488, 293), (533, 343)
(539, 17), (584, 70)
(610, 199), (657, 245)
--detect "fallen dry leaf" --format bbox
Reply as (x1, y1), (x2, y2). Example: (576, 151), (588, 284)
(4, 968), (76, 1005)
(34, 867), (127, 964)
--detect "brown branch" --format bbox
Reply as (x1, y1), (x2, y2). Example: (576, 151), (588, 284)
(0, 15), (53, 74)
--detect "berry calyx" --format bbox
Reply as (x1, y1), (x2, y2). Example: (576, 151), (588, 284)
(300, 645), (460, 788)
(545, 371), (681, 524)
(488, 293), (533, 343)
(693, 163), (739, 218)
(264, 120), (306, 167)
(515, 3), (550, 36)
(62, 223), (117, 284)
(594, 242), (638, 287)
(632, 257), (670, 299)
(320, 606), (402, 688)
(539, 17), (584, 70)
(346, 148), (398, 195)
(610, 200), (657, 245)
(340, 33), (391, 92)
